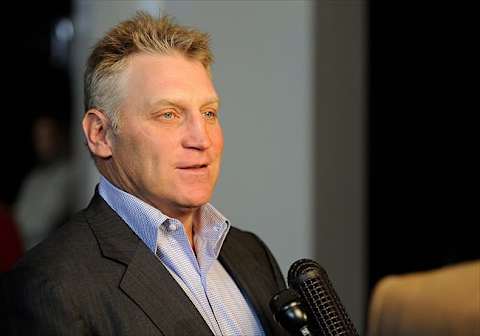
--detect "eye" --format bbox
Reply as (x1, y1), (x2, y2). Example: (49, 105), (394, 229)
(159, 111), (176, 120)
(202, 110), (217, 120)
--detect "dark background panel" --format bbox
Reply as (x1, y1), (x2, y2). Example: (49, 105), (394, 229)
(367, 1), (477, 292)
(0, 2), (72, 204)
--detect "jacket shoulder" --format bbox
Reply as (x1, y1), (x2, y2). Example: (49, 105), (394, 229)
(12, 210), (99, 274)
(226, 226), (286, 289)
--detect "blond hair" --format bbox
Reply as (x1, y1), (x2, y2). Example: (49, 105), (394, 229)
(84, 12), (213, 130)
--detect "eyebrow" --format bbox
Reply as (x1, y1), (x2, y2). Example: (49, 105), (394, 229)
(149, 98), (220, 110)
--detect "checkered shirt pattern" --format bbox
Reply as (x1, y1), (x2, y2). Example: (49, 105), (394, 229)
(98, 176), (264, 336)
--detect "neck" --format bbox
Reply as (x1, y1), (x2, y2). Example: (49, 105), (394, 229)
(99, 165), (202, 250)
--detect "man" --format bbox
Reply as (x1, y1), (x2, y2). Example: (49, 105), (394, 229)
(3, 13), (287, 335)
(15, 115), (72, 250)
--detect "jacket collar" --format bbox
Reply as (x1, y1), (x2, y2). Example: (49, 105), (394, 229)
(84, 192), (284, 335)
(219, 231), (285, 336)
(84, 192), (213, 336)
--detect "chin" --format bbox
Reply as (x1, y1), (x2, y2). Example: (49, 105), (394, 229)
(178, 190), (212, 208)
(183, 197), (211, 208)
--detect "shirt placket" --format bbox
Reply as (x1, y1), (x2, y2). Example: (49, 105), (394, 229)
(156, 219), (224, 336)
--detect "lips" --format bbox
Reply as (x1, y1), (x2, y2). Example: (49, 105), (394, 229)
(176, 163), (209, 176)
(177, 163), (209, 170)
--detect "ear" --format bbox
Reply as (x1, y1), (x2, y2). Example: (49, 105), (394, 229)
(82, 109), (114, 158)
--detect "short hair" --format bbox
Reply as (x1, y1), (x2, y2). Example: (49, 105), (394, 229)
(84, 12), (213, 130)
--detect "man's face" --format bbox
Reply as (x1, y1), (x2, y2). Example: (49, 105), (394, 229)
(109, 53), (223, 216)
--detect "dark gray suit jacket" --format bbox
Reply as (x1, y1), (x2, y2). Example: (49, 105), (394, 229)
(2, 193), (288, 335)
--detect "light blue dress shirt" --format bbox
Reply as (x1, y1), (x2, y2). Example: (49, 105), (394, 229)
(98, 176), (264, 336)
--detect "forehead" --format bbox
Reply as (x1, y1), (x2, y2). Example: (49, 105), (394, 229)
(122, 52), (218, 108)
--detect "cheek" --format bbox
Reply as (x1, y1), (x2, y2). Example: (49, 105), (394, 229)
(112, 138), (142, 175)
(212, 127), (224, 155)
(140, 136), (178, 176)
(113, 129), (154, 170)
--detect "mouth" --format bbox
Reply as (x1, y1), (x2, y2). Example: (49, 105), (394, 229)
(177, 163), (209, 170)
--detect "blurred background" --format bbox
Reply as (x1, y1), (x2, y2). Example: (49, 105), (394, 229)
(0, 1), (477, 333)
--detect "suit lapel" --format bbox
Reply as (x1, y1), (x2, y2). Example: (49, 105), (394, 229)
(219, 231), (278, 335)
(85, 193), (213, 336)
(120, 245), (213, 336)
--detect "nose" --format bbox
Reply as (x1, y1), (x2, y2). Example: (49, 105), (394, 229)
(182, 113), (212, 150)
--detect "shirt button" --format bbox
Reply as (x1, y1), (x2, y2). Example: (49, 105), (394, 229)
(214, 225), (221, 232)
(168, 223), (178, 231)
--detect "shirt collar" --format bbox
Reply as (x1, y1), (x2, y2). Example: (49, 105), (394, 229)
(98, 176), (230, 258)
(195, 203), (231, 259)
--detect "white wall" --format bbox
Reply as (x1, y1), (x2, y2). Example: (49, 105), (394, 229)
(164, 0), (316, 274)
(71, 0), (366, 330)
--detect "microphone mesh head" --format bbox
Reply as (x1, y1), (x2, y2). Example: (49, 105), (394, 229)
(288, 259), (358, 336)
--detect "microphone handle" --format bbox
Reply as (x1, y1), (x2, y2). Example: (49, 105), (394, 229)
(288, 259), (359, 336)
(269, 288), (321, 336)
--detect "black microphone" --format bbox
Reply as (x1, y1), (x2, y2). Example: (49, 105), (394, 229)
(287, 259), (359, 336)
(269, 288), (314, 336)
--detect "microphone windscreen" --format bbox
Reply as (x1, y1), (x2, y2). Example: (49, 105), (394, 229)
(288, 259), (358, 336)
